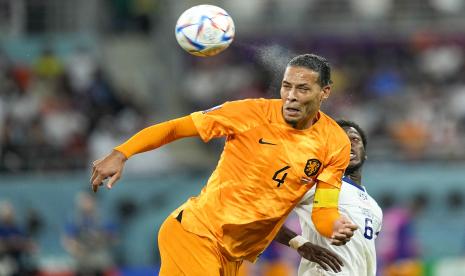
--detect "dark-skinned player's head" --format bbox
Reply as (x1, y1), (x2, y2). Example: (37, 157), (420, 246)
(336, 119), (367, 175)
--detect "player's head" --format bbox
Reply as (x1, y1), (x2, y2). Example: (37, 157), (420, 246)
(336, 119), (367, 175)
(280, 54), (332, 129)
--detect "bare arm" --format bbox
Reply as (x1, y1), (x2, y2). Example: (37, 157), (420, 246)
(275, 225), (343, 273)
(275, 224), (298, 245)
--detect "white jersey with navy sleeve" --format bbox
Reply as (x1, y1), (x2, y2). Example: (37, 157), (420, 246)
(294, 176), (383, 276)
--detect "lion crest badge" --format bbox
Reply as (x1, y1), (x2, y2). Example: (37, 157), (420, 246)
(304, 159), (321, 177)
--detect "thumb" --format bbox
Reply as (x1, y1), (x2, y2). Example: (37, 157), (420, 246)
(106, 173), (121, 189)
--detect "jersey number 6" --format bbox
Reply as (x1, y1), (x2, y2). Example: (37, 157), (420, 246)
(364, 218), (373, 240)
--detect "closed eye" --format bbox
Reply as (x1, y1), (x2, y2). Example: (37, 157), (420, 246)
(296, 85), (310, 91)
(282, 82), (292, 88)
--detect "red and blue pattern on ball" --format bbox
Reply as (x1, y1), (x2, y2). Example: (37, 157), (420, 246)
(176, 13), (233, 51)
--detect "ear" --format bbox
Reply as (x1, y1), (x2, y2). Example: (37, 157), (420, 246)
(321, 85), (331, 100)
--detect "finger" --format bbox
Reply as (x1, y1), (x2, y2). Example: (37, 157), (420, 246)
(332, 232), (348, 240)
(324, 250), (344, 267)
(315, 258), (329, 271)
(348, 224), (358, 231)
(92, 173), (106, 188)
(330, 238), (346, 246)
(92, 183), (98, 193)
(106, 173), (120, 189)
(318, 253), (340, 272)
(341, 221), (358, 229)
(331, 241), (345, 246)
(338, 228), (355, 238)
(92, 173), (105, 186)
(90, 159), (101, 183)
(91, 169), (98, 184)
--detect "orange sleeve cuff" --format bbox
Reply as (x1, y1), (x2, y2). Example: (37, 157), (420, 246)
(311, 182), (341, 238)
(114, 115), (198, 159)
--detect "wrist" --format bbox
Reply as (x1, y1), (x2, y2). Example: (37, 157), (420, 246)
(289, 235), (309, 250)
(112, 149), (128, 161)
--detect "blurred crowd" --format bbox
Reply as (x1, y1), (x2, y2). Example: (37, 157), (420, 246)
(0, 0), (463, 172)
(180, 36), (465, 161)
(0, 193), (119, 276)
(1, 35), (465, 172)
(0, 45), (148, 172)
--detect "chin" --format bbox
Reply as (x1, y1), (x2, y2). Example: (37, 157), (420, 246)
(284, 116), (299, 125)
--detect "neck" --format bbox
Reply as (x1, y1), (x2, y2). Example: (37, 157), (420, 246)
(346, 170), (362, 186)
(293, 111), (319, 130)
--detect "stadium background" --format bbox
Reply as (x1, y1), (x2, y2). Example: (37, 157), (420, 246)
(0, 0), (465, 275)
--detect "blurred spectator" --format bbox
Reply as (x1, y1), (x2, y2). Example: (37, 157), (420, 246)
(0, 201), (36, 276)
(132, 0), (159, 34)
(62, 192), (118, 276)
(445, 190), (464, 212)
(377, 193), (427, 275)
(33, 47), (63, 80)
(107, 0), (159, 34)
(350, 0), (392, 19)
(65, 45), (98, 96)
(181, 55), (257, 110)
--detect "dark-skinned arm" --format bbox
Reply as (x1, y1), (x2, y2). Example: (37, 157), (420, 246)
(274, 225), (343, 273)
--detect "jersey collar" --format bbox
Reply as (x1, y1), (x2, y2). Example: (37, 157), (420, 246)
(342, 176), (365, 192)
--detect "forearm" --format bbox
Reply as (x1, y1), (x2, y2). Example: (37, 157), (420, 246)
(312, 182), (341, 238)
(275, 225), (298, 246)
(114, 115), (199, 158)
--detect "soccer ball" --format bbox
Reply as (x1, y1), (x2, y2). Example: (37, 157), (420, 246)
(175, 5), (235, 57)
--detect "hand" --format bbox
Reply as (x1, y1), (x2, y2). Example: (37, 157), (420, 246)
(297, 242), (343, 272)
(91, 150), (127, 192)
(330, 216), (358, 246)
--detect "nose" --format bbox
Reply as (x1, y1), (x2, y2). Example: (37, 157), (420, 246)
(286, 87), (297, 101)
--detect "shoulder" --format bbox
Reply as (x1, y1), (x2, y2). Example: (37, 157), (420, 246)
(320, 112), (346, 136)
(227, 97), (271, 106)
(223, 98), (274, 112)
(233, 98), (282, 121)
(368, 194), (383, 217)
(319, 112), (350, 147)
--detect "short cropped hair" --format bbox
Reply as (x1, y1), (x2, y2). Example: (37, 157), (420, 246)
(287, 54), (332, 87)
(336, 119), (367, 148)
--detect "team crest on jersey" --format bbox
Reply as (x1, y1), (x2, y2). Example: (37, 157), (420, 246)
(359, 191), (368, 201)
(304, 159), (321, 177)
(202, 104), (223, 114)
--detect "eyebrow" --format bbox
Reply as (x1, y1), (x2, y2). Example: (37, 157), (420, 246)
(282, 81), (310, 87)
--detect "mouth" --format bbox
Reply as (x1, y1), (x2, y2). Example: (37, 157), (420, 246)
(350, 152), (357, 160)
(284, 106), (301, 117)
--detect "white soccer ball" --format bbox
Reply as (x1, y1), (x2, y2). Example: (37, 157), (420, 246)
(175, 5), (235, 57)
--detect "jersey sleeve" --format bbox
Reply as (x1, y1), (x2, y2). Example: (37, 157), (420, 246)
(190, 99), (265, 142)
(114, 115), (198, 158)
(316, 135), (350, 188)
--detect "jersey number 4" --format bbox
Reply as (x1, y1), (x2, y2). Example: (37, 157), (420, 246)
(272, 166), (290, 187)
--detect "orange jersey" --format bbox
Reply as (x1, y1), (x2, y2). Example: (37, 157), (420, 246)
(174, 98), (350, 262)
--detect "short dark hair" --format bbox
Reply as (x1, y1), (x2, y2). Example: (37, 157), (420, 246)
(287, 54), (332, 87)
(336, 119), (367, 148)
